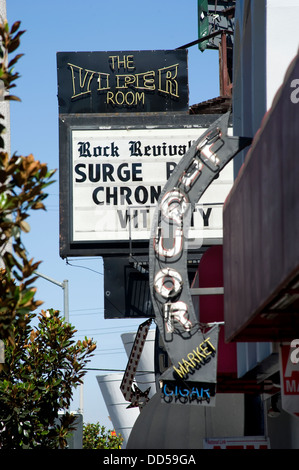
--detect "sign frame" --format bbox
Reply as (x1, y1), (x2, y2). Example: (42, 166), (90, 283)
(59, 112), (228, 258)
(57, 49), (189, 114)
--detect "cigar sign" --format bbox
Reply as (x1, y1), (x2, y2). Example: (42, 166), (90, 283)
(59, 113), (234, 257)
(57, 50), (188, 114)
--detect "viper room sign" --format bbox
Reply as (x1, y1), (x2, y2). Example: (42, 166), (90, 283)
(57, 50), (188, 114)
(149, 112), (251, 403)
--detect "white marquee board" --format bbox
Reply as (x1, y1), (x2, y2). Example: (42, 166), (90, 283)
(71, 127), (233, 245)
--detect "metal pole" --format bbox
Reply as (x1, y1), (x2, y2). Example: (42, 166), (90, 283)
(0, 1), (10, 362)
(0, 340), (4, 363)
(34, 272), (72, 413)
(0, 0), (10, 159)
(190, 287), (224, 295)
(1, 273), (69, 364)
(63, 279), (69, 323)
(79, 382), (84, 415)
(35, 271), (69, 322)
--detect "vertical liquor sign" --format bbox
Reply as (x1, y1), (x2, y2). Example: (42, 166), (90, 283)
(280, 342), (299, 417)
(149, 112), (251, 405)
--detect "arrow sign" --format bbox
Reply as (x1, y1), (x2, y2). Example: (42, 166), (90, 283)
(120, 318), (152, 408)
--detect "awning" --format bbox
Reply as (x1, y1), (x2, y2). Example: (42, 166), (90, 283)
(223, 49), (299, 342)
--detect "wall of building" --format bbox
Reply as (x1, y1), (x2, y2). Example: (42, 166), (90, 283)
(266, 0), (299, 109)
(233, 0), (299, 171)
(230, 0), (299, 448)
(233, 0), (266, 175)
(265, 396), (299, 449)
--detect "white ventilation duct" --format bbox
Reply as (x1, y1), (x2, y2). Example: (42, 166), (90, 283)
(96, 373), (139, 448)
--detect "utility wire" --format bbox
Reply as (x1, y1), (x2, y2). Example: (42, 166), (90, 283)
(66, 258), (104, 276)
(85, 368), (155, 373)
(75, 324), (143, 333)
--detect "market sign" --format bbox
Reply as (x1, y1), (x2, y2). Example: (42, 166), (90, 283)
(57, 50), (188, 114)
(160, 325), (219, 406)
(59, 114), (234, 257)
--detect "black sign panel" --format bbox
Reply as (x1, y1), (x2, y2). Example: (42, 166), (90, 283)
(104, 257), (154, 319)
(103, 256), (201, 319)
(57, 50), (188, 114)
(161, 380), (217, 405)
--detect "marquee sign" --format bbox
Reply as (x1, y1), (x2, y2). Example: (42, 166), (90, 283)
(59, 113), (234, 257)
(149, 112), (251, 398)
(57, 50), (188, 114)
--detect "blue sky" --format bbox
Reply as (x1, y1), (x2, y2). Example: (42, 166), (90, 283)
(6, 0), (220, 429)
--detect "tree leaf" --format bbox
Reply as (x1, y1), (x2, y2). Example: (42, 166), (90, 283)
(19, 220), (30, 233)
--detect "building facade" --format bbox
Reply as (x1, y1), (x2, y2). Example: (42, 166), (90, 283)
(223, 0), (299, 448)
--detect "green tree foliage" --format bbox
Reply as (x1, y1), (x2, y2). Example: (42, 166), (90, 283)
(0, 19), (97, 448)
(0, 19), (55, 346)
(0, 19), (24, 103)
(83, 422), (123, 449)
(0, 309), (96, 448)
